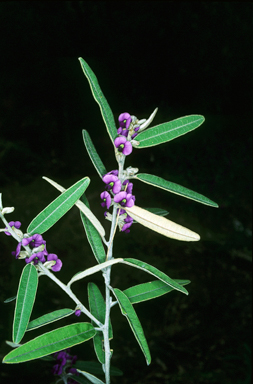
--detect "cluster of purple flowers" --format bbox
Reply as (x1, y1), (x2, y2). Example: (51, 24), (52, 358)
(100, 170), (134, 233)
(100, 112), (139, 233)
(52, 349), (79, 383)
(114, 112), (140, 156)
(5, 221), (62, 272)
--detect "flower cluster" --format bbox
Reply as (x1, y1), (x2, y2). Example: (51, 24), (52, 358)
(114, 112), (141, 156)
(100, 170), (135, 234)
(52, 349), (79, 383)
(5, 221), (62, 272)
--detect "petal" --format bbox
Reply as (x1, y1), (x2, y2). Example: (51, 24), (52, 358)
(51, 258), (62, 272)
(114, 191), (127, 203)
(122, 141), (133, 156)
(114, 136), (126, 148)
(112, 179), (122, 194)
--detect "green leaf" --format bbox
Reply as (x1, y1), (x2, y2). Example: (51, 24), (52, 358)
(134, 115), (205, 148)
(80, 195), (106, 264)
(125, 205), (200, 241)
(82, 130), (107, 178)
(67, 258), (123, 287)
(113, 288), (151, 365)
(3, 323), (96, 364)
(136, 173), (218, 207)
(75, 361), (123, 376)
(77, 370), (105, 384)
(43, 177), (105, 238)
(13, 264), (38, 344)
(124, 280), (191, 304)
(27, 177), (90, 235)
(27, 308), (75, 331)
(79, 58), (118, 145)
(88, 283), (113, 364)
(122, 258), (189, 295)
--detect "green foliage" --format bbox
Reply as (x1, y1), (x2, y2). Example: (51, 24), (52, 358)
(88, 283), (113, 364)
(27, 308), (75, 331)
(124, 279), (191, 304)
(113, 288), (151, 365)
(13, 264), (38, 344)
(136, 173), (218, 207)
(4, 323), (96, 364)
(135, 115), (205, 148)
(122, 259), (189, 295)
(27, 177), (90, 235)
(80, 195), (106, 264)
(79, 58), (118, 145)
(82, 130), (107, 178)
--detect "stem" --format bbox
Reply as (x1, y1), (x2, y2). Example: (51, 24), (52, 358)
(38, 263), (103, 328)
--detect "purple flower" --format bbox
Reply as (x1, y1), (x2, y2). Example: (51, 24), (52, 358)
(47, 254), (62, 272)
(25, 251), (46, 265)
(118, 112), (132, 129)
(22, 234), (46, 248)
(100, 191), (111, 209)
(122, 215), (134, 233)
(5, 221), (21, 236)
(47, 253), (62, 272)
(75, 309), (81, 317)
(11, 241), (22, 258)
(114, 191), (135, 208)
(117, 126), (129, 137)
(52, 349), (78, 380)
(104, 170), (118, 177)
(131, 126), (140, 139)
(102, 174), (121, 194)
(114, 136), (133, 156)
(123, 180), (133, 194)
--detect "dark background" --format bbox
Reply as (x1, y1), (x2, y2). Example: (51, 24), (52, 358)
(0, 2), (252, 384)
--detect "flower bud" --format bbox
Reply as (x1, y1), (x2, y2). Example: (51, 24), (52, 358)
(1, 207), (15, 214)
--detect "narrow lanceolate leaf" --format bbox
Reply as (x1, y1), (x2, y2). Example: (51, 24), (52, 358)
(82, 130), (107, 178)
(125, 205), (200, 241)
(75, 361), (123, 376)
(113, 288), (151, 365)
(78, 369), (105, 384)
(27, 177), (90, 235)
(88, 283), (113, 364)
(136, 173), (218, 207)
(80, 195), (106, 264)
(13, 264), (38, 344)
(124, 280), (191, 304)
(79, 58), (118, 144)
(42, 176), (105, 237)
(27, 308), (75, 331)
(67, 258), (123, 287)
(134, 115), (205, 148)
(122, 259), (189, 295)
(3, 323), (96, 364)
(4, 295), (17, 304)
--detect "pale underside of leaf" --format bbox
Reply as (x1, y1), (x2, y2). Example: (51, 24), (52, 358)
(42, 176), (105, 237)
(125, 205), (200, 241)
(67, 258), (124, 287)
(77, 369), (105, 384)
